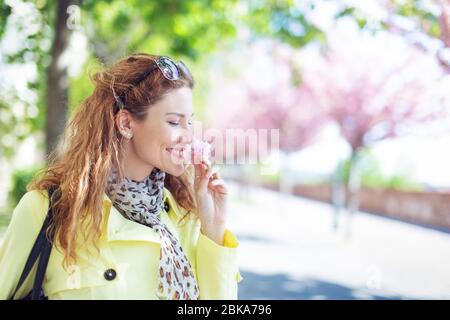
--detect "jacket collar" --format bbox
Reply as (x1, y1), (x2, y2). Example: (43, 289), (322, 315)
(102, 187), (184, 244)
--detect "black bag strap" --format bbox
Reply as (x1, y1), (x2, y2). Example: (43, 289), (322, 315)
(10, 185), (58, 300)
(31, 212), (54, 300)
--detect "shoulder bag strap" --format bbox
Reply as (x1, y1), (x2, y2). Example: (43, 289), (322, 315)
(10, 186), (58, 300)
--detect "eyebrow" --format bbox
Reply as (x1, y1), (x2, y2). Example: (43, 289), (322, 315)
(165, 112), (194, 118)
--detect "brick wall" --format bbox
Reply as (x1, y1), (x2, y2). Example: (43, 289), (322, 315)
(249, 179), (450, 231)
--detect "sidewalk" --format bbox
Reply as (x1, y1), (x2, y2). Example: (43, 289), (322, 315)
(226, 182), (450, 299)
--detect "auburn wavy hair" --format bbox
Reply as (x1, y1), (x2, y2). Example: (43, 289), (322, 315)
(27, 53), (197, 270)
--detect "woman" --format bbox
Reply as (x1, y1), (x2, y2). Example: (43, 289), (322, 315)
(0, 53), (242, 300)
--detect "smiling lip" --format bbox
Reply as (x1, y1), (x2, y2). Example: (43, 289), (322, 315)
(166, 147), (185, 159)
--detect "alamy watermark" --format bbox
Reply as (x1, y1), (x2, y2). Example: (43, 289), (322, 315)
(166, 120), (280, 169)
(66, 5), (81, 30)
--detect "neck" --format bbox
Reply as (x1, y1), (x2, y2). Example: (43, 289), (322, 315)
(121, 142), (154, 182)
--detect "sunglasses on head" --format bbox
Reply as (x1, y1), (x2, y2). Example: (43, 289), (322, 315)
(114, 55), (193, 110)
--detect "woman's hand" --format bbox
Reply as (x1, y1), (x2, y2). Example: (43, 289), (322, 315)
(193, 162), (229, 246)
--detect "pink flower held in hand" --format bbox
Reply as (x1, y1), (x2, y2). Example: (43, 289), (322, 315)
(187, 138), (212, 167)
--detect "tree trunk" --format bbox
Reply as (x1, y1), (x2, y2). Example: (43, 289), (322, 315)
(46, 0), (79, 158)
(279, 152), (293, 195)
(344, 149), (362, 239)
(331, 161), (346, 232)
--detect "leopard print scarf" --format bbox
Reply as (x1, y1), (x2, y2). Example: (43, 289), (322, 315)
(106, 166), (200, 300)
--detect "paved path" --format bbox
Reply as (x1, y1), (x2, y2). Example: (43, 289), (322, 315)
(226, 183), (450, 300)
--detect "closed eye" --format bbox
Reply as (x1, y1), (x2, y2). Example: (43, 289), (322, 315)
(168, 120), (193, 127)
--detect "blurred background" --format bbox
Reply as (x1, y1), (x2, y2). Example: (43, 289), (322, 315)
(1, 0), (450, 299)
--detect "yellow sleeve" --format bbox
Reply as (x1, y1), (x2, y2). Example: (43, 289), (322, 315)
(0, 190), (49, 300)
(195, 228), (243, 300)
(222, 230), (244, 283)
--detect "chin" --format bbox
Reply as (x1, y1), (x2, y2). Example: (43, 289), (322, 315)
(164, 163), (186, 177)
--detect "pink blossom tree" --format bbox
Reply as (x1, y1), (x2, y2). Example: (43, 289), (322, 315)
(388, 0), (450, 72)
(297, 29), (447, 236)
(205, 41), (327, 193)
(337, 0), (450, 72)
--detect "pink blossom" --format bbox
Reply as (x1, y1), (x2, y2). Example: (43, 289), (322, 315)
(185, 138), (212, 167)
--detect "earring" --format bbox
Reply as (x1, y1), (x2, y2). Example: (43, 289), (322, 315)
(121, 131), (132, 139)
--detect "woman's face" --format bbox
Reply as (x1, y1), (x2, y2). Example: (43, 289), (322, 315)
(117, 86), (194, 179)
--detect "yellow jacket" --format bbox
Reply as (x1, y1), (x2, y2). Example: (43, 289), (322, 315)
(0, 188), (243, 300)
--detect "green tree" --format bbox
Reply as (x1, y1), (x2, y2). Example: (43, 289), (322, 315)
(0, 0), (324, 164)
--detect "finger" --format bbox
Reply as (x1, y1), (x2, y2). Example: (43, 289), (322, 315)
(213, 170), (221, 180)
(210, 178), (225, 186)
(208, 165), (219, 178)
(208, 179), (228, 195)
(200, 165), (217, 180)
(207, 167), (219, 179)
(194, 162), (207, 179)
(197, 166), (215, 194)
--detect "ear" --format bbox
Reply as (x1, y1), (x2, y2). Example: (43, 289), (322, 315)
(115, 109), (134, 137)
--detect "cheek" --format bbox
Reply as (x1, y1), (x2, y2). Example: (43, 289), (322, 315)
(160, 126), (182, 145)
(134, 126), (175, 154)
(159, 127), (178, 145)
